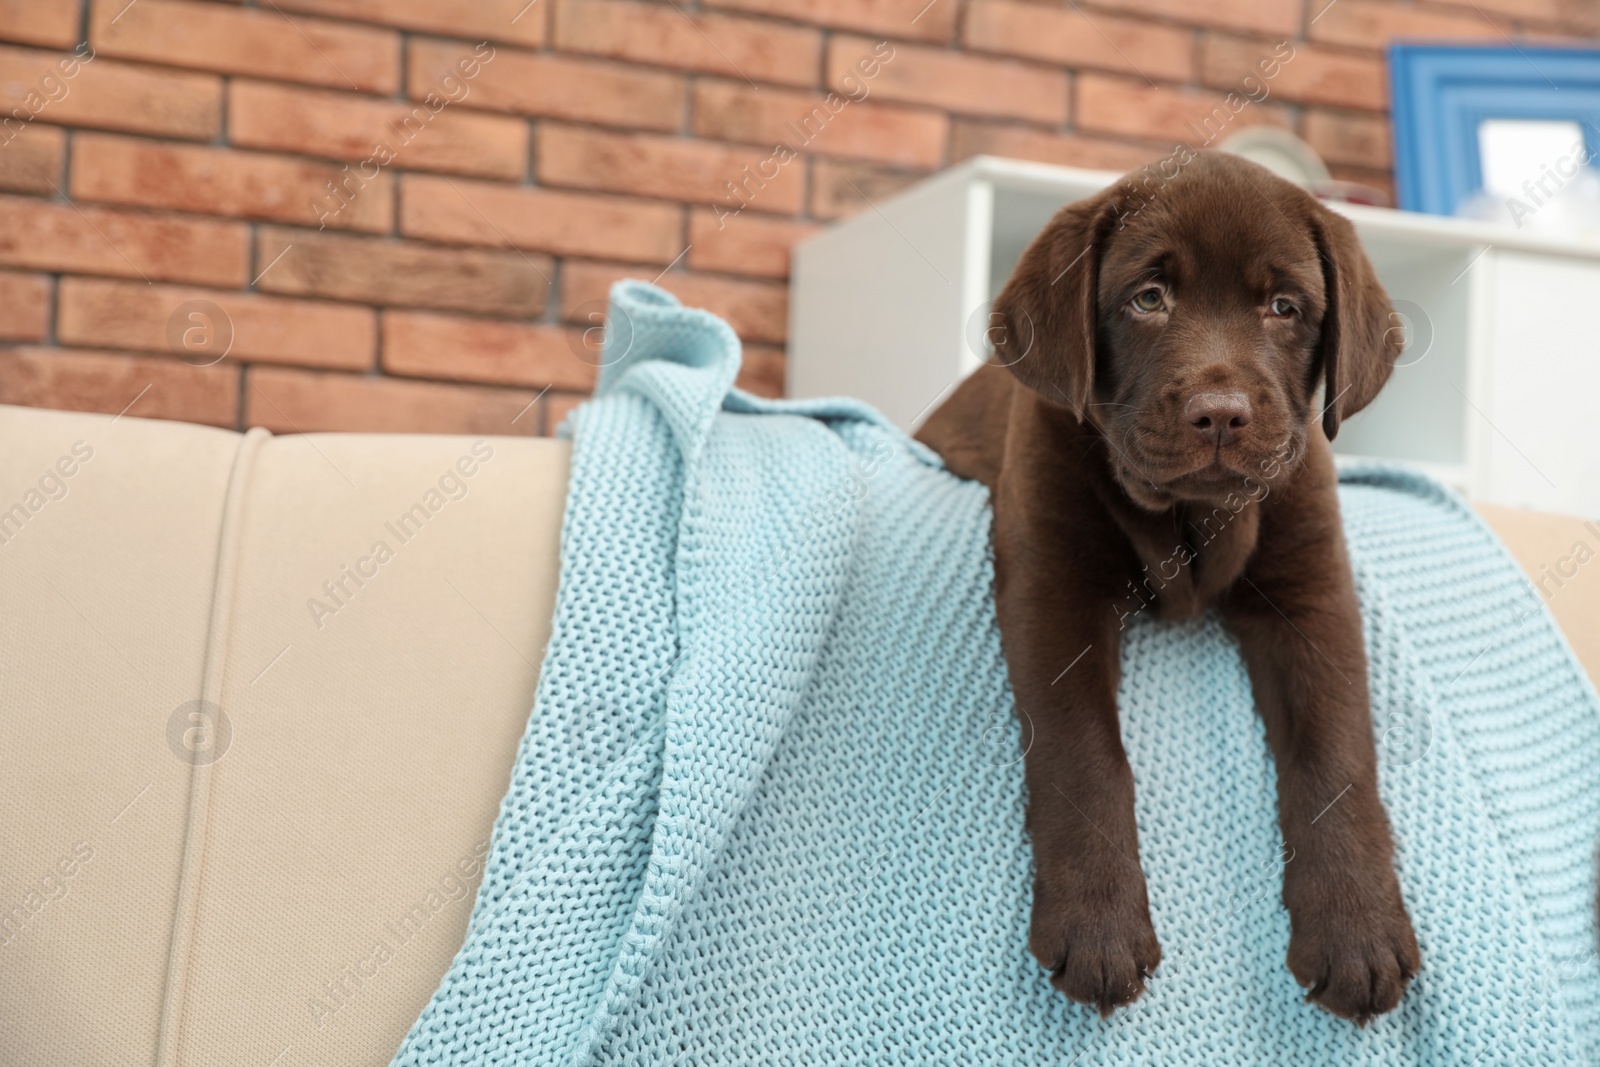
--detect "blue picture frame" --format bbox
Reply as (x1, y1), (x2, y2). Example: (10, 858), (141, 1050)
(1389, 42), (1600, 216)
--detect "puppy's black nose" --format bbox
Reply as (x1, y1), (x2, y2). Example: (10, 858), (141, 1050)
(1185, 392), (1251, 444)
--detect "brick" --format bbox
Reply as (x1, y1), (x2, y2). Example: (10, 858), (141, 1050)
(1417, 0), (1593, 33)
(692, 80), (947, 170)
(1519, 25), (1600, 44)
(1308, 0), (1506, 49)
(553, 0), (820, 88)
(0, 271), (51, 341)
(56, 277), (375, 371)
(0, 45), (221, 140)
(253, 227), (551, 318)
(88, 0), (399, 93)
(737, 342), (784, 397)
(408, 37), (683, 132)
(538, 124), (805, 214)
(400, 175), (682, 264)
(1202, 36), (1387, 112)
(0, 194), (249, 285)
(70, 134), (395, 233)
(230, 80), (527, 181)
(270, 0), (546, 48)
(0, 123), (65, 194)
(702, 0), (958, 43)
(687, 209), (815, 279)
(381, 311), (596, 391)
(963, 0), (1192, 83)
(543, 391), (586, 435)
(1302, 109), (1391, 170)
(827, 35), (1066, 125)
(0, 0), (80, 49)
(951, 121), (1157, 172)
(1097, 0), (1298, 36)
(562, 262), (787, 344)
(809, 158), (927, 220)
(245, 365), (540, 436)
(0, 347), (239, 427)
(1077, 73), (1291, 146)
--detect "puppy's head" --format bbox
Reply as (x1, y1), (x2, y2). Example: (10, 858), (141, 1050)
(992, 150), (1400, 510)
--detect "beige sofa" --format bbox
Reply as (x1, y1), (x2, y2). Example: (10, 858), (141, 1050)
(2, 401), (1597, 1066)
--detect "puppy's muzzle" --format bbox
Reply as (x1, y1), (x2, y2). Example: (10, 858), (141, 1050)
(1185, 391), (1252, 446)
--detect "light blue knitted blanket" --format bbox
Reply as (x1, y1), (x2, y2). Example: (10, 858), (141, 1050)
(393, 282), (1600, 1065)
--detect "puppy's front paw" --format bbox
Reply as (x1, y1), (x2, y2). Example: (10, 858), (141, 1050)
(1286, 877), (1420, 1023)
(1029, 878), (1162, 1015)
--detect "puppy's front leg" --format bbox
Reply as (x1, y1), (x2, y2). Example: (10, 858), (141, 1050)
(995, 518), (1161, 1014)
(1222, 458), (1419, 1022)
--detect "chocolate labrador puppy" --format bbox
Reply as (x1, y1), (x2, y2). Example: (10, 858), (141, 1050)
(917, 151), (1418, 1022)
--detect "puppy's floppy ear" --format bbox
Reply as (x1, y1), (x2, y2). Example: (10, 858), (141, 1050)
(990, 189), (1121, 419)
(1310, 206), (1401, 440)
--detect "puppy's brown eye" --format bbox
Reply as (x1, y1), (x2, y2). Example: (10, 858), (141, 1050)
(1131, 288), (1163, 313)
(1269, 297), (1296, 317)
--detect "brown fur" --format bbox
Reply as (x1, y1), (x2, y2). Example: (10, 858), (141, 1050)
(917, 152), (1419, 1022)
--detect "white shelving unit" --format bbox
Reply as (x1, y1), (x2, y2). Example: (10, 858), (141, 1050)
(789, 156), (1600, 518)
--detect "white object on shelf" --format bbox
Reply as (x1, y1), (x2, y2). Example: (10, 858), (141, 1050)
(1217, 126), (1331, 187)
(789, 155), (1600, 518)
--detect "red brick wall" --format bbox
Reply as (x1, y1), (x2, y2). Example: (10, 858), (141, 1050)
(0, 0), (1592, 436)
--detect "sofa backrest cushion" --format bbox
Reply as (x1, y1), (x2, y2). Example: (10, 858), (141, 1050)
(0, 404), (569, 1067)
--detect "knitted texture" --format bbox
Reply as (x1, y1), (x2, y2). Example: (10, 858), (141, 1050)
(390, 282), (1600, 1065)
